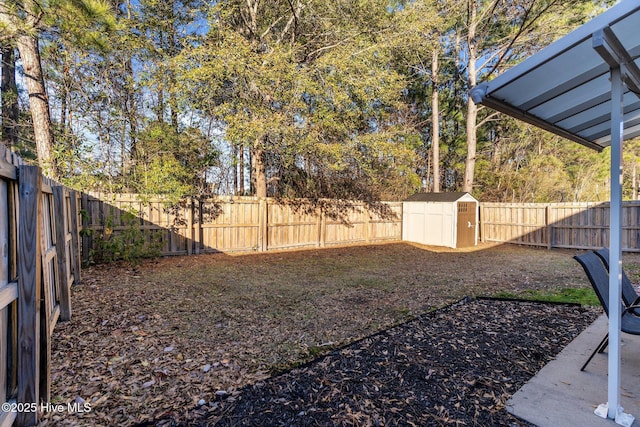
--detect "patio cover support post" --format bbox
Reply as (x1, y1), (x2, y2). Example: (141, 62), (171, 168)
(593, 24), (638, 425)
(468, 4), (640, 424)
(607, 64), (623, 422)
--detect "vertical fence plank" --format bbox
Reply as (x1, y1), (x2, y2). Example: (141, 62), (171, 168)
(365, 209), (370, 243)
(320, 208), (326, 248)
(259, 199), (267, 252)
(0, 177), (8, 411)
(17, 165), (42, 426)
(81, 193), (90, 264)
(316, 207), (322, 247)
(0, 179), (8, 287)
(68, 191), (81, 285)
(187, 199), (194, 256)
(194, 200), (201, 255)
(40, 190), (55, 406)
(545, 205), (552, 249)
(0, 306), (6, 408)
(53, 187), (71, 321)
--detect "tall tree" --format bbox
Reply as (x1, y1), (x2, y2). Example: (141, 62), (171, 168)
(431, 47), (440, 192)
(1, 0), (59, 177)
(180, 0), (422, 201)
(460, 0), (614, 194)
(1, 0), (116, 179)
(1, 42), (19, 148)
(388, 0), (458, 194)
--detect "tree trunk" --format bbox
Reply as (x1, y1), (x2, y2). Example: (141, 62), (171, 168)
(60, 54), (70, 133)
(168, 0), (179, 130)
(232, 144), (239, 194)
(156, 29), (165, 124)
(125, 57), (138, 161)
(454, 30), (462, 137)
(124, 0), (138, 165)
(633, 162), (638, 200)
(431, 48), (440, 193)
(239, 143), (245, 195)
(156, 82), (164, 123)
(491, 125), (502, 169)
(463, 98), (477, 193)
(463, 1), (478, 194)
(252, 145), (267, 198)
(16, 34), (59, 179)
(1, 43), (19, 148)
(60, 80), (67, 131)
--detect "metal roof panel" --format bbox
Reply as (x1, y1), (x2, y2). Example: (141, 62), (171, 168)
(470, 1), (640, 152)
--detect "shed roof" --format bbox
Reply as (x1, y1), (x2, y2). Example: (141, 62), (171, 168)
(404, 192), (475, 203)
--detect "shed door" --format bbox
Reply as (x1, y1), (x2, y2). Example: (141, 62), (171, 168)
(456, 202), (476, 248)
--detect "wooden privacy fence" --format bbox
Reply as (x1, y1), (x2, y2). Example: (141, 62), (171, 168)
(0, 149), (81, 427)
(82, 196), (640, 256)
(480, 201), (640, 251)
(82, 194), (403, 256)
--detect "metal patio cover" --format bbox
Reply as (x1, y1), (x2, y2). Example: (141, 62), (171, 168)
(471, 1), (640, 424)
(471, 1), (640, 153)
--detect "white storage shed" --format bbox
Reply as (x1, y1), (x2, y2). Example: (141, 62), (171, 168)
(402, 192), (478, 248)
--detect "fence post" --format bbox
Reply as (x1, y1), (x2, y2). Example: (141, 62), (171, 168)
(364, 205), (370, 243)
(0, 177), (8, 412)
(52, 187), (71, 321)
(68, 191), (81, 285)
(81, 193), (90, 264)
(187, 198), (194, 256)
(194, 199), (201, 255)
(259, 198), (268, 252)
(17, 165), (42, 426)
(546, 205), (552, 250)
(316, 207), (322, 247)
(320, 208), (326, 248)
(475, 203), (480, 242)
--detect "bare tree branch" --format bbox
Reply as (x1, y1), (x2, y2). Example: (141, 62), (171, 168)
(476, 111), (501, 129)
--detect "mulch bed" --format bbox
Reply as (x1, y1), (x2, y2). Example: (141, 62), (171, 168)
(158, 298), (600, 427)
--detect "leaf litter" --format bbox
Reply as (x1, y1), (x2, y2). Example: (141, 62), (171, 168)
(198, 298), (598, 426)
(39, 243), (603, 426)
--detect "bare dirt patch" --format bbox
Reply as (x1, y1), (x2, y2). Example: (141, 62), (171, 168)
(40, 242), (629, 426)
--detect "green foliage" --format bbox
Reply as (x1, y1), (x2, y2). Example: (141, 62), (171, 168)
(48, 0), (118, 51)
(135, 156), (192, 204)
(177, 0), (423, 201)
(474, 118), (614, 203)
(131, 121), (220, 201)
(88, 210), (161, 265)
(5, 0), (628, 204)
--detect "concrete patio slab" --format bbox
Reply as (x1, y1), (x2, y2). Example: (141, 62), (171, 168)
(507, 314), (640, 427)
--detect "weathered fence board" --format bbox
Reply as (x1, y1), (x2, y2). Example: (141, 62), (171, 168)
(68, 190), (82, 286)
(0, 151), (19, 427)
(53, 187), (71, 320)
(82, 197), (640, 255)
(0, 172), (12, 427)
(0, 149), (82, 427)
(480, 202), (640, 251)
(17, 166), (42, 426)
(83, 195), (403, 256)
